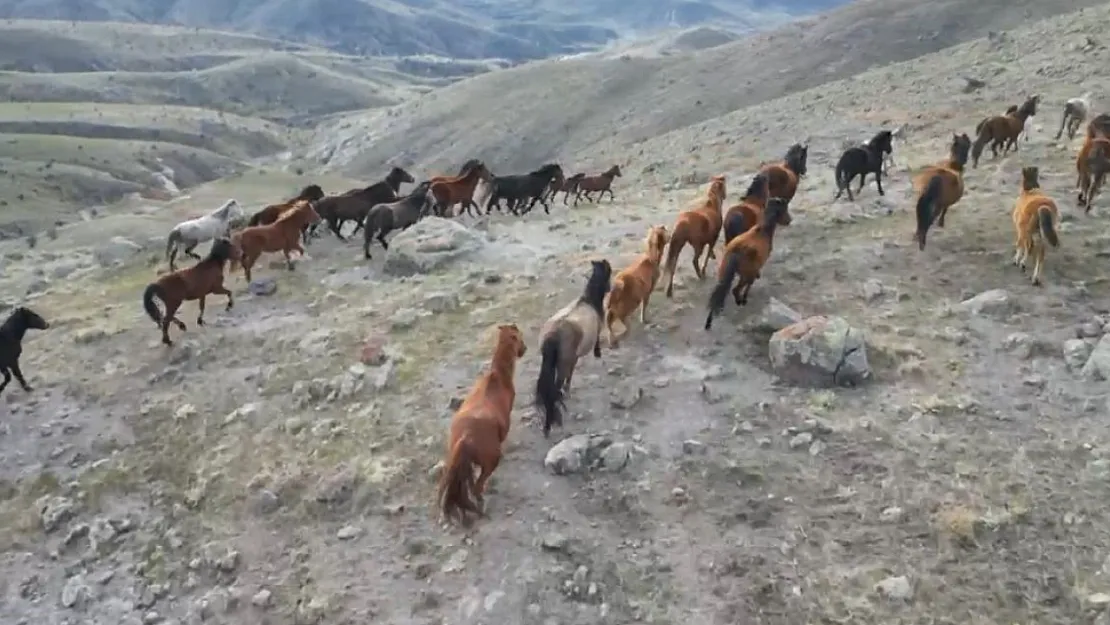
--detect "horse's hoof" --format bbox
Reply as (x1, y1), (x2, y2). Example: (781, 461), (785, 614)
(197, 318), (205, 326)
(22, 386), (34, 393)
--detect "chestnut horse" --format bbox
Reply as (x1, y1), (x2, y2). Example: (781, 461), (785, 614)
(604, 225), (669, 347)
(573, 165), (622, 206)
(535, 259), (611, 437)
(704, 197), (793, 330)
(1077, 133), (1110, 213)
(1011, 166), (1060, 286)
(914, 133), (972, 250)
(723, 172), (773, 245)
(759, 143), (808, 203)
(231, 199), (320, 282)
(661, 175), (728, 298)
(246, 184), (326, 227)
(143, 238), (238, 346)
(429, 161), (493, 217)
(438, 324), (527, 526)
(971, 95), (1039, 167)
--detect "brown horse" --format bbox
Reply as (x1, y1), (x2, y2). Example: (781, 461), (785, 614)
(231, 200), (320, 282)
(544, 172), (584, 205)
(704, 197), (793, 330)
(311, 167), (415, 241)
(971, 95), (1039, 167)
(660, 175), (728, 298)
(914, 133), (972, 250)
(143, 238), (238, 346)
(428, 161), (493, 217)
(1087, 113), (1110, 139)
(1011, 166), (1060, 286)
(246, 184), (326, 227)
(604, 225), (669, 347)
(1077, 134), (1110, 213)
(723, 172), (775, 246)
(758, 142), (808, 202)
(438, 324), (527, 526)
(573, 165), (622, 206)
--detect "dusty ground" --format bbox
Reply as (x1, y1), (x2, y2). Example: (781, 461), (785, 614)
(4, 6), (1110, 625)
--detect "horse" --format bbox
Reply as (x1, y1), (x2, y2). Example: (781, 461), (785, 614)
(1057, 94), (1092, 141)
(723, 172), (774, 246)
(660, 175), (728, 298)
(759, 142), (808, 203)
(231, 199), (320, 282)
(704, 197), (793, 330)
(534, 259), (612, 438)
(1077, 134), (1110, 213)
(0, 306), (49, 397)
(971, 95), (1039, 167)
(429, 161), (493, 218)
(545, 173), (585, 205)
(1011, 166), (1060, 287)
(834, 130), (894, 201)
(438, 324), (527, 526)
(143, 238), (238, 346)
(604, 226), (669, 348)
(165, 199), (244, 271)
(573, 165), (622, 206)
(362, 181), (434, 260)
(246, 184), (326, 228)
(485, 164), (564, 215)
(914, 133), (973, 250)
(311, 167), (415, 241)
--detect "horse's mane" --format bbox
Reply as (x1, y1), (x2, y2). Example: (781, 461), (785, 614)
(580, 261), (610, 317)
(275, 200), (310, 222)
(740, 173), (767, 200)
(1016, 97), (1037, 117)
(211, 199), (239, 219)
(1020, 168), (1040, 192)
(530, 164), (561, 176)
(203, 239), (235, 264)
(0, 308), (25, 334)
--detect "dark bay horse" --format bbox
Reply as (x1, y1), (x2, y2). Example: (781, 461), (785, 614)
(363, 181), (434, 259)
(485, 164), (564, 215)
(309, 167), (415, 241)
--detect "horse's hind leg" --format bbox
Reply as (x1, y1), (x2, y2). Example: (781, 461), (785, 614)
(9, 362), (32, 392)
(874, 170), (885, 196)
(183, 241), (201, 260)
(0, 367), (10, 395)
(603, 188), (614, 202)
(196, 296), (207, 326)
(213, 284), (234, 311)
(284, 249), (296, 271)
(690, 244), (706, 279)
(473, 454), (501, 515)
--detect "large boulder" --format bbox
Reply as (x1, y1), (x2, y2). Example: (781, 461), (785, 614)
(382, 217), (486, 276)
(769, 315), (871, 387)
(1081, 335), (1110, 380)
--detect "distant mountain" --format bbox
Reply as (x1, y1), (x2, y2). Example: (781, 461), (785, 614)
(0, 0), (852, 60)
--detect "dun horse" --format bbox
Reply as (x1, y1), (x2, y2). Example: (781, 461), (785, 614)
(723, 172), (773, 245)
(759, 142), (808, 202)
(971, 95), (1039, 167)
(0, 306), (49, 397)
(834, 130), (893, 200)
(573, 166), (622, 206)
(1077, 132), (1110, 213)
(311, 167), (415, 241)
(143, 238), (238, 346)
(1056, 94), (1091, 141)
(534, 259), (612, 437)
(604, 226), (669, 347)
(704, 197), (793, 330)
(362, 181), (433, 259)
(438, 324), (527, 526)
(1011, 166), (1060, 286)
(247, 185), (325, 227)
(914, 133), (972, 250)
(165, 199), (244, 271)
(429, 161), (493, 217)
(661, 175), (728, 298)
(231, 199), (320, 281)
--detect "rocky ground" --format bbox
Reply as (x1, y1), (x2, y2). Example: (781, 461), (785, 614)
(5, 18), (1110, 625)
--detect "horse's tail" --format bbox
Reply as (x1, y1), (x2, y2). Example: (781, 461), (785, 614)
(705, 251), (741, 330)
(438, 435), (479, 522)
(723, 211), (746, 245)
(142, 283), (165, 325)
(915, 174), (943, 250)
(534, 332), (565, 438)
(605, 278), (623, 329)
(362, 208), (379, 259)
(164, 229), (180, 262)
(974, 116), (989, 136)
(661, 222), (689, 291)
(1038, 205), (1059, 247)
(834, 155), (848, 191)
(970, 131), (989, 166)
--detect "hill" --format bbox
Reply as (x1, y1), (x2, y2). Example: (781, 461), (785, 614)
(307, 0), (1109, 177)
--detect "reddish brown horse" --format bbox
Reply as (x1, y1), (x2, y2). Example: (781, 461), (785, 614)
(573, 165), (622, 206)
(429, 161), (493, 217)
(661, 175), (728, 297)
(971, 95), (1039, 167)
(723, 172), (777, 246)
(438, 324), (527, 526)
(231, 200), (320, 282)
(1077, 134), (1110, 213)
(759, 143), (808, 203)
(247, 184), (326, 227)
(143, 238), (238, 346)
(914, 134), (972, 250)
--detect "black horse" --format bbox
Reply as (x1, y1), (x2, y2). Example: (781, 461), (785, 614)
(485, 164), (564, 216)
(362, 180), (434, 260)
(0, 306), (49, 398)
(834, 130), (894, 201)
(308, 167), (415, 241)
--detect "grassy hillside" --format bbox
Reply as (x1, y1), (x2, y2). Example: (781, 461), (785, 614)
(309, 0), (1108, 177)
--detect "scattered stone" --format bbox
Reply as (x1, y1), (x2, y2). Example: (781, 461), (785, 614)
(751, 297), (803, 332)
(174, 404), (197, 421)
(94, 236), (144, 267)
(252, 489), (280, 515)
(540, 533), (569, 552)
(441, 548), (469, 573)
(880, 506), (905, 523)
(60, 575), (92, 608)
(74, 327), (109, 344)
(421, 291), (460, 313)
(389, 308), (421, 330)
(681, 440), (706, 455)
(1002, 332), (1034, 359)
(337, 525), (362, 540)
(383, 217), (487, 276)
(314, 466), (357, 505)
(875, 575), (913, 600)
(359, 334), (389, 366)
(248, 278), (278, 296)
(1077, 321), (1104, 339)
(955, 289), (1015, 318)
(769, 316), (871, 387)
(788, 432), (813, 449)
(544, 434), (631, 475)
(860, 278), (884, 302)
(37, 495), (76, 533)
(1082, 335), (1110, 380)
(609, 385), (643, 410)
(251, 589), (273, 608)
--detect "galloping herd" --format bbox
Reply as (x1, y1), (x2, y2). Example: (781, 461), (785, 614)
(3, 92), (1109, 529)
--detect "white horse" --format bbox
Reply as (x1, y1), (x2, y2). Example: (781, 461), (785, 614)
(165, 199), (244, 270)
(1057, 92), (1092, 141)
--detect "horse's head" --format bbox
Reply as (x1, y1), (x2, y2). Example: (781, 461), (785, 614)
(538, 163), (563, 179)
(1020, 166), (1040, 192)
(786, 143), (808, 176)
(765, 197), (793, 228)
(496, 323), (527, 359)
(606, 165), (623, 178)
(645, 225), (669, 253)
(10, 306), (49, 331)
(872, 130), (894, 154)
(1020, 95), (1039, 117)
(458, 159), (481, 176)
(709, 174), (727, 200)
(475, 163), (494, 182)
(588, 259), (613, 292)
(389, 166), (416, 186)
(951, 133), (972, 166)
(300, 184), (326, 202)
(208, 237), (240, 263)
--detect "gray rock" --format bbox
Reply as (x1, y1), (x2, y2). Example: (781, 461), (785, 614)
(248, 278), (277, 296)
(383, 217), (486, 276)
(421, 291), (460, 313)
(37, 495), (77, 533)
(544, 434), (631, 475)
(1063, 339), (1094, 371)
(94, 236), (144, 267)
(861, 278), (884, 302)
(1082, 335), (1110, 380)
(768, 316), (871, 387)
(751, 297), (803, 332)
(389, 308), (421, 330)
(61, 575), (92, 608)
(336, 525), (361, 540)
(955, 289), (1015, 318)
(609, 385), (643, 410)
(251, 589), (273, 608)
(875, 575), (913, 600)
